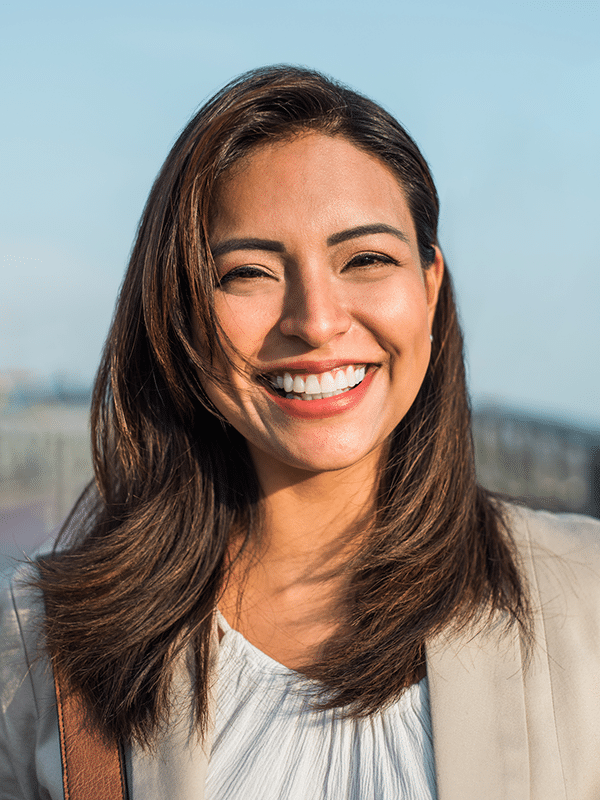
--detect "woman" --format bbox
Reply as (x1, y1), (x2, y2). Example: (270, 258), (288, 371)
(2, 65), (600, 800)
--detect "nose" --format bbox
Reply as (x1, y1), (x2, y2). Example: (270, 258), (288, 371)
(278, 272), (351, 348)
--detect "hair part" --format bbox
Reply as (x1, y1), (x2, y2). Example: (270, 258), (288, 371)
(36, 65), (529, 745)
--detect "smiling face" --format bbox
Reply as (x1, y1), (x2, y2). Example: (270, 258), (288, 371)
(199, 132), (443, 478)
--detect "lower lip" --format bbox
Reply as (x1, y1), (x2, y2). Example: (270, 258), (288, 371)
(264, 370), (375, 419)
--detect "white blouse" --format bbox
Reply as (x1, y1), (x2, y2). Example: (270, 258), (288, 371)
(206, 612), (437, 800)
(0, 567), (436, 799)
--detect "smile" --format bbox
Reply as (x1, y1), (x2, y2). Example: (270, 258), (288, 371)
(262, 365), (367, 401)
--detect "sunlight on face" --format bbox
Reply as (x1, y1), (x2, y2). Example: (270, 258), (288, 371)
(198, 133), (443, 478)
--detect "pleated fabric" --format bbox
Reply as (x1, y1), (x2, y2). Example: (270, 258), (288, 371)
(206, 612), (436, 800)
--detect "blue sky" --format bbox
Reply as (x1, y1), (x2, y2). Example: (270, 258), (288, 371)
(2, 0), (599, 426)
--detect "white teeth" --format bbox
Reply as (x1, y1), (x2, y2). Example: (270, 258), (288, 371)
(304, 375), (321, 394)
(285, 387), (350, 400)
(270, 366), (367, 399)
(318, 371), (334, 393)
(333, 371), (348, 391)
(292, 375), (306, 393)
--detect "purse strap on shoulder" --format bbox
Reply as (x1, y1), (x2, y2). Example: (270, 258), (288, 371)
(54, 666), (128, 800)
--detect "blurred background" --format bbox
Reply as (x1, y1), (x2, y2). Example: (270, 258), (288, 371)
(2, 0), (599, 573)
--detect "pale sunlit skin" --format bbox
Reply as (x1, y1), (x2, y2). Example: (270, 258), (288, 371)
(200, 133), (444, 664)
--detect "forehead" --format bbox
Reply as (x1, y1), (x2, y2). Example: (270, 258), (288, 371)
(211, 133), (416, 241)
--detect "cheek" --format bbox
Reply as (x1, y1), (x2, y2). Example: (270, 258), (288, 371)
(214, 294), (281, 360)
(356, 279), (431, 349)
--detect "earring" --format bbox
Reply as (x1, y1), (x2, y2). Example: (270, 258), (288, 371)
(430, 334), (434, 343)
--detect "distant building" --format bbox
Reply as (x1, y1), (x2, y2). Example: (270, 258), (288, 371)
(0, 373), (93, 549)
(473, 406), (600, 519)
(0, 370), (92, 411)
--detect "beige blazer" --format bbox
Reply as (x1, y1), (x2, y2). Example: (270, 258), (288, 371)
(2, 504), (600, 799)
(426, 504), (600, 799)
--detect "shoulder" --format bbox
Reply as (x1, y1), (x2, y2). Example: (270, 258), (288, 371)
(497, 505), (600, 795)
(0, 562), (47, 700)
(501, 501), (600, 573)
(1, 561), (47, 655)
(0, 563), (62, 799)
(501, 501), (600, 623)
(503, 501), (600, 556)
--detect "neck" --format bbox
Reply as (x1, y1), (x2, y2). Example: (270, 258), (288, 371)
(218, 444), (383, 668)
(248, 444), (381, 573)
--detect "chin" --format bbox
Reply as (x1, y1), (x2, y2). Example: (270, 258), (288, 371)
(252, 432), (388, 476)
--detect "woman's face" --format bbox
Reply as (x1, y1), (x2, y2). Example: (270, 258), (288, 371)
(200, 132), (443, 477)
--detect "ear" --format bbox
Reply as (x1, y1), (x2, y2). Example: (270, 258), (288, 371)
(424, 246), (445, 329)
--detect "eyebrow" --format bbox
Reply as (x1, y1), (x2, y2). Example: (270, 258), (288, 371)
(210, 224), (410, 258)
(326, 224), (410, 247)
(210, 238), (285, 258)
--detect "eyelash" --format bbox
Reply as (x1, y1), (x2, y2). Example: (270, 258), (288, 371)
(218, 266), (269, 287)
(344, 252), (398, 270)
(217, 252), (398, 286)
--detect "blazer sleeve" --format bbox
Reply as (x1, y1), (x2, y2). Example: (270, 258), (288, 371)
(0, 564), (63, 800)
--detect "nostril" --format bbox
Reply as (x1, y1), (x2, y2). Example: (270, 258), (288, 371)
(279, 296), (351, 346)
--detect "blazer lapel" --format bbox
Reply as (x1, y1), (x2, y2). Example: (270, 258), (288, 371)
(426, 616), (531, 800)
(426, 604), (568, 800)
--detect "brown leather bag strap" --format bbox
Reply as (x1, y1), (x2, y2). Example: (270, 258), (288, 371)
(54, 666), (129, 800)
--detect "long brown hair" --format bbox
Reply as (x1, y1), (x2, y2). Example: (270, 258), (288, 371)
(36, 65), (529, 747)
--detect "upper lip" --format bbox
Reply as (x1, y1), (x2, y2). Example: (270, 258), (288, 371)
(258, 359), (373, 377)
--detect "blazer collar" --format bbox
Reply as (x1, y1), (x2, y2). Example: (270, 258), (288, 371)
(426, 615), (532, 800)
(426, 585), (567, 800)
